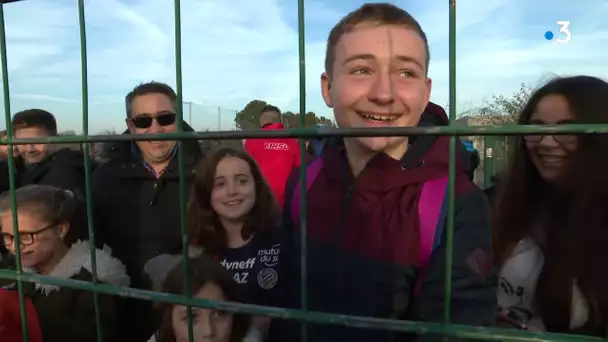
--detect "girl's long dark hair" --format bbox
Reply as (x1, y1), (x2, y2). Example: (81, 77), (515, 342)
(493, 76), (608, 334)
(155, 254), (251, 342)
(186, 147), (280, 255)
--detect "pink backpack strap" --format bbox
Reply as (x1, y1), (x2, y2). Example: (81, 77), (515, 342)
(290, 158), (324, 224)
(414, 176), (449, 296)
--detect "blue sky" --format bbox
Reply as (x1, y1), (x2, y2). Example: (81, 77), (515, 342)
(0, 0), (606, 133)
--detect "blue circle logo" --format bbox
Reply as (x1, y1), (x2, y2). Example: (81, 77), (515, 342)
(544, 31), (554, 40)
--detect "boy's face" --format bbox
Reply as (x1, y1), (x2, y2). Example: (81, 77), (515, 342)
(321, 23), (432, 157)
(14, 127), (52, 165)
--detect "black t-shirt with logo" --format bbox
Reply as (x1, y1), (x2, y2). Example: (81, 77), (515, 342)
(218, 233), (280, 306)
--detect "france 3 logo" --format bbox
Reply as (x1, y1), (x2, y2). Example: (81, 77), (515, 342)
(544, 21), (571, 44)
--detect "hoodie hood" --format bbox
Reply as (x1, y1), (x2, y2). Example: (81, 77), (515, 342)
(323, 102), (470, 192)
(31, 240), (130, 295)
(262, 122), (285, 130)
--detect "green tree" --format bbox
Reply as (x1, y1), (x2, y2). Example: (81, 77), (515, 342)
(282, 111), (335, 128)
(460, 83), (532, 125)
(234, 100), (335, 129)
(234, 100), (269, 130)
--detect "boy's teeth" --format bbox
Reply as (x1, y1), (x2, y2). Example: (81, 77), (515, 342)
(362, 112), (394, 121)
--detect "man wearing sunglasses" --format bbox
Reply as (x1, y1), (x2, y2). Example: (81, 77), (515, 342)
(91, 81), (203, 342)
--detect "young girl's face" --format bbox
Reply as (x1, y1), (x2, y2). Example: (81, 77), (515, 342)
(0, 211), (66, 269)
(171, 282), (234, 342)
(211, 156), (256, 221)
(526, 94), (578, 182)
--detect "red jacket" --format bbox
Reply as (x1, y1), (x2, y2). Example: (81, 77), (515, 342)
(244, 123), (300, 207)
(0, 288), (43, 342)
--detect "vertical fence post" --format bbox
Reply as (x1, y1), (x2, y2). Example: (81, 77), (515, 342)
(444, 0), (457, 331)
(0, 3), (29, 341)
(77, 0), (104, 340)
(483, 136), (494, 187)
(172, 1), (194, 342)
(297, 0), (308, 340)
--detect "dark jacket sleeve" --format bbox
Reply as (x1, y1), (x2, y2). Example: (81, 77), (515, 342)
(415, 187), (498, 342)
(267, 170), (302, 342)
(51, 289), (120, 342)
(278, 168), (303, 309)
(0, 159), (10, 194)
(0, 253), (15, 287)
(0, 159), (22, 195)
(91, 168), (109, 247)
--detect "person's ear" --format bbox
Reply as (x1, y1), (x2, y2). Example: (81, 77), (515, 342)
(58, 222), (70, 239)
(321, 72), (333, 108)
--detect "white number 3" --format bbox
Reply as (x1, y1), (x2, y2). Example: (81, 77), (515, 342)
(556, 21), (571, 44)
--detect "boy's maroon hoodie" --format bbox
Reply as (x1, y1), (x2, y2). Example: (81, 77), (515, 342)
(274, 102), (497, 342)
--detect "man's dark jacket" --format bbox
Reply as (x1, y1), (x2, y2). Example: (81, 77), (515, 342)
(0, 156), (23, 195)
(91, 123), (202, 342)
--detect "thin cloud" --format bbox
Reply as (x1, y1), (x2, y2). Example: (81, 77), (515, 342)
(0, 0), (605, 132)
(12, 93), (79, 104)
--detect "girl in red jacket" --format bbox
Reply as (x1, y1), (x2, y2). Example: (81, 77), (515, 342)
(0, 184), (129, 342)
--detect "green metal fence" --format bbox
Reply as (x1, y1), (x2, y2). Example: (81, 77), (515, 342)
(0, 1), (607, 342)
(481, 136), (510, 187)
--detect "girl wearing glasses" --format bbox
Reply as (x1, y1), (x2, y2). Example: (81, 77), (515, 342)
(493, 76), (608, 335)
(0, 184), (130, 342)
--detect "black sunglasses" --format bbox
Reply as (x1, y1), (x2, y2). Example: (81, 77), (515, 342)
(1, 223), (57, 247)
(130, 113), (177, 129)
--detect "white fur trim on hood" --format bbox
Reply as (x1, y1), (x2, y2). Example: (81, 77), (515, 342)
(32, 240), (130, 294)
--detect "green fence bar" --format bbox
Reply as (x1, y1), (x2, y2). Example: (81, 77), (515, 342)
(0, 2), (30, 341)
(172, 1), (196, 342)
(444, 0), (457, 327)
(77, 1), (104, 340)
(1, 122), (606, 146)
(483, 136), (495, 187)
(0, 267), (604, 342)
(297, 0), (308, 340)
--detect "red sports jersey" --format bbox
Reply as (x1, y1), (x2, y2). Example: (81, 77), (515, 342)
(244, 123), (300, 208)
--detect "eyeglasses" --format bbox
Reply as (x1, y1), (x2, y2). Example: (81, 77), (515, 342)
(523, 134), (577, 145)
(1, 223), (57, 247)
(130, 113), (177, 129)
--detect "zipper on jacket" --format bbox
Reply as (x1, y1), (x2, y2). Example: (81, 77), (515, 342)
(333, 184), (354, 244)
(332, 159), (369, 244)
(149, 181), (160, 205)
